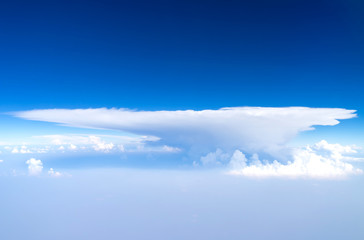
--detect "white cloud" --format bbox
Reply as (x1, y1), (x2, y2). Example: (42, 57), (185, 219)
(13, 107), (356, 158)
(228, 150), (248, 169)
(12, 107), (363, 178)
(228, 141), (363, 179)
(10, 146), (32, 154)
(118, 144), (125, 152)
(200, 148), (230, 167)
(89, 136), (114, 152)
(34, 147), (49, 154)
(0, 160), (3, 163)
(26, 158), (43, 176)
(48, 168), (62, 177)
(310, 140), (362, 162)
(161, 145), (181, 153)
(33, 134), (158, 146)
(27, 134), (162, 153)
(0, 134), (175, 155)
(11, 147), (19, 153)
(68, 144), (77, 150)
(20, 146), (32, 154)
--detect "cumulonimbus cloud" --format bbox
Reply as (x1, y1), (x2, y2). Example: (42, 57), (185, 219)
(13, 107), (361, 178)
(13, 107), (356, 156)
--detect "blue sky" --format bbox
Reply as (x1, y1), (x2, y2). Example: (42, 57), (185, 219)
(1, 0), (364, 239)
(0, 0), (364, 111)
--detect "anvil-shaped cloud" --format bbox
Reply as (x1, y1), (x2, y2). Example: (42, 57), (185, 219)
(14, 107), (356, 158)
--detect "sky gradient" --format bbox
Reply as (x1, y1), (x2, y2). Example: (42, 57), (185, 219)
(0, 1), (364, 239)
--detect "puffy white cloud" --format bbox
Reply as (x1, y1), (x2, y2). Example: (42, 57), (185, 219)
(228, 150), (248, 169)
(200, 149), (230, 167)
(89, 136), (114, 152)
(11, 147), (19, 153)
(309, 140), (362, 162)
(20, 146), (32, 154)
(68, 144), (77, 150)
(10, 146), (32, 154)
(228, 141), (363, 179)
(0, 160), (3, 163)
(13, 107), (356, 158)
(48, 168), (62, 177)
(26, 158), (43, 176)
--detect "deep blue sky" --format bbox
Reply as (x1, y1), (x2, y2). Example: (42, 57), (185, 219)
(0, 0), (363, 111)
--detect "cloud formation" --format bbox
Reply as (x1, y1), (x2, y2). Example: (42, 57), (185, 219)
(227, 141), (363, 178)
(89, 136), (114, 152)
(48, 168), (62, 177)
(11, 146), (32, 154)
(13, 107), (356, 158)
(26, 158), (43, 176)
(0, 134), (177, 154)
(13, 107), (362, 178)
